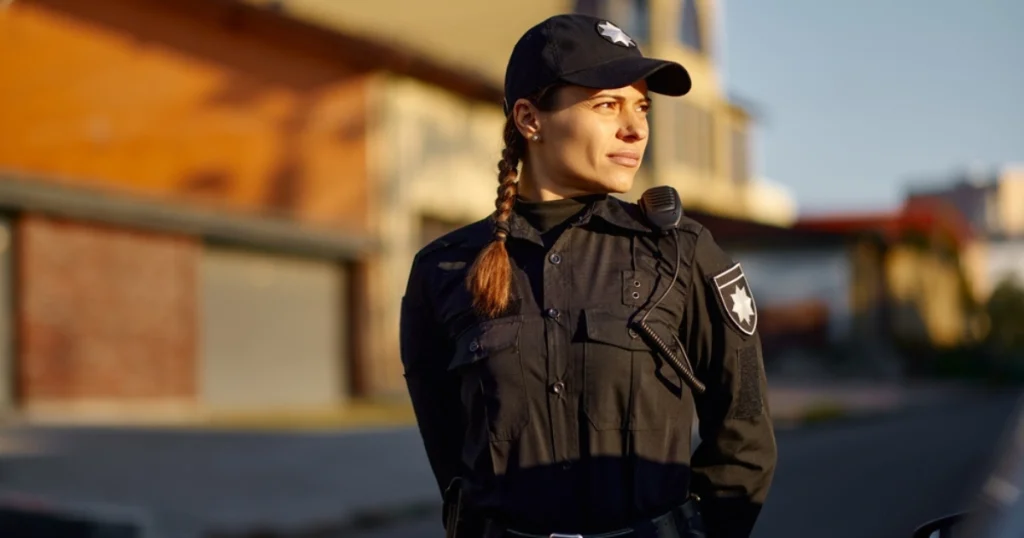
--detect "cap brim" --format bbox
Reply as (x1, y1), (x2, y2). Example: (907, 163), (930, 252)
(560, 56), (691, 97)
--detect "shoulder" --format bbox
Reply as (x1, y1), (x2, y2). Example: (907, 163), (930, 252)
(412, 217), (492, 267)
(683, 218), (761, 336)
(674, 215), (735, 278)
(405, 217), (491, 293)
(606, 195), (707, 239)
(676, 214), (708, 237)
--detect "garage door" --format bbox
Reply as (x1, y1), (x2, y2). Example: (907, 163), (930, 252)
(199, 246), (349, 412)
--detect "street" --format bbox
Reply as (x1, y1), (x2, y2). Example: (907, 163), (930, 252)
(353, 389), (1023, 538)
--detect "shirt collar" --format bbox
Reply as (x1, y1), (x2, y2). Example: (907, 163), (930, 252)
(474, 194), (651, 247)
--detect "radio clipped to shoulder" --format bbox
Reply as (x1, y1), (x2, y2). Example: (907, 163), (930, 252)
(635, 185), (706, 395)
(638, 185), (683, 234)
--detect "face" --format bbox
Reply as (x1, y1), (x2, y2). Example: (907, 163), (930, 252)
(513, 81), (650, 199)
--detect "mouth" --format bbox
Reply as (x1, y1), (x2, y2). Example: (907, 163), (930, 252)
(608, 151), (641, 168)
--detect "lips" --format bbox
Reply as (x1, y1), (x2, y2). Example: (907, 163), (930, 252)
(608, 151), (641, 168)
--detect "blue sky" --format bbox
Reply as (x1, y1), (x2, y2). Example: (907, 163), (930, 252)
(719, 0), (1024, 214)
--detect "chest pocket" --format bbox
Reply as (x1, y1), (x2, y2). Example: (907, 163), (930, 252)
(448, 315), (529, 441)
(583, 307), (689, 431)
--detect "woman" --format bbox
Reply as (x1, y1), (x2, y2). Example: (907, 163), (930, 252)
(400, 13), (777, 538)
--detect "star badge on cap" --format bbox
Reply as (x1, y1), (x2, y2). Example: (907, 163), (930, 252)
(596, 21), (635, 47)
(712, 263), (758, 336)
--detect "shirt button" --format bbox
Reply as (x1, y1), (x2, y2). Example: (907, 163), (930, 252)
(549, 253), (562, 265)
(545, 308), (559, 319)
(551, 381), (565, 394)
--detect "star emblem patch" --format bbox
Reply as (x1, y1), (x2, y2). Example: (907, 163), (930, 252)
(596, 21), (635, 47)
(712, 263), (758, 336)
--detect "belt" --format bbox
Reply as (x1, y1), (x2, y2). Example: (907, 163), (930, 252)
(482, 497), (705, 538)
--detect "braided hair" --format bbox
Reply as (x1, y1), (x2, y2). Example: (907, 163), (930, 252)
(465, 118), (524, 318)
(466, 86), (563, 318)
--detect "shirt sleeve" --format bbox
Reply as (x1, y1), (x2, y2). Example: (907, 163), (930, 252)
(399, 252), (465, 498)
(682, 228), (778, 538)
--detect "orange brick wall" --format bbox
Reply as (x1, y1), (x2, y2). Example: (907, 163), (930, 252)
(17, 215), (198, 403)
(0, 0), (374, 232)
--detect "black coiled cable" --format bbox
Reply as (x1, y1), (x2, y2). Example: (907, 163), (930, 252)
(630, 230), (707, 395)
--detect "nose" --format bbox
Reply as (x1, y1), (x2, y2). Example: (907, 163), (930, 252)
(619, 108), (648, 142)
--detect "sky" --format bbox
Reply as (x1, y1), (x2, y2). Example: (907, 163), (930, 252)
(719, 0), (1024, 215)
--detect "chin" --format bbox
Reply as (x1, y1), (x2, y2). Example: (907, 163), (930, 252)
(570, 169), (635, 195)
(598, 173), (635, 194)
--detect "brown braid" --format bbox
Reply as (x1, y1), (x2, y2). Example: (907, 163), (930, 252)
(466, 116), (525, 318)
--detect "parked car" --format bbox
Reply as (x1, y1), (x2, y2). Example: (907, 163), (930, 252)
(912, 395), (1024, 538)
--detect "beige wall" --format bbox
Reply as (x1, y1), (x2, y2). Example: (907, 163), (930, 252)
(359, 75), (505, 397)
(238, 0), (566, 86)
(642, 0), (793, 224)
(997, 168), (1024, 236)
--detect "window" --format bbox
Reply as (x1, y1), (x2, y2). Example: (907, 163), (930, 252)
(730, 126), (749, 183)
(671, 101), (714, 174)
(680, 0), (704, 52)
(574, 0), (650, 44)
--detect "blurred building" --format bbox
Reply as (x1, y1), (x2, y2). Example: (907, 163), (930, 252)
(905, 165), (1024, 301)
(696, 201), (982, 378)
(0, 0), (507, 418)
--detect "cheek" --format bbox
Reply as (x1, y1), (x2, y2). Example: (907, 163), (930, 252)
(558, 121), (613, 169)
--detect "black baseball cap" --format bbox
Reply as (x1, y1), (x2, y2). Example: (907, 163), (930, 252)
(503, 13), (692, 114)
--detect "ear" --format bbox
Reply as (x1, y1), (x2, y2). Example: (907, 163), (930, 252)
(512, 99), (542, 140)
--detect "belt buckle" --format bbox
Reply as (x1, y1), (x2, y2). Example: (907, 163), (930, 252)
(549, 535), (583, 538)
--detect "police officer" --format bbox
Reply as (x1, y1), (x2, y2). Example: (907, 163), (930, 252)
(400, 13), (777, 538)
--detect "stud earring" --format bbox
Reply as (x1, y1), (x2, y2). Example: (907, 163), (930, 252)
(530, 134), (540, 142)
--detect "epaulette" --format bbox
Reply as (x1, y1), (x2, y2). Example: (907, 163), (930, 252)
(675, 216), (705, 237)
(414, 217), (491, 262)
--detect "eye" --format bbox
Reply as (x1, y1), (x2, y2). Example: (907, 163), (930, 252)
(637, 102), (651, 114)
(594, 100), (619, 111)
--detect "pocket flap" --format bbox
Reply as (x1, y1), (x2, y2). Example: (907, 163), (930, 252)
(584, 308), (650, 351)
(448, 316), (522, 370)
(585, 308), (679, 352)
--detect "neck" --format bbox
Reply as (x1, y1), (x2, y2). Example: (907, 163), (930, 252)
(518, 161), (599, 202)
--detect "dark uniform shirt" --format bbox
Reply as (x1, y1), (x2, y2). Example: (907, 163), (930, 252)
(400, 194), (777, 538)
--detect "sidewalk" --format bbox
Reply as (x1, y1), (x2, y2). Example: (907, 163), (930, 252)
(766, 379), (976, 426)
(0, 380), (984, 538)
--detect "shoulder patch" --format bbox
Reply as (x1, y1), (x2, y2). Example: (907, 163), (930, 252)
(711, 263), (758, 336)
